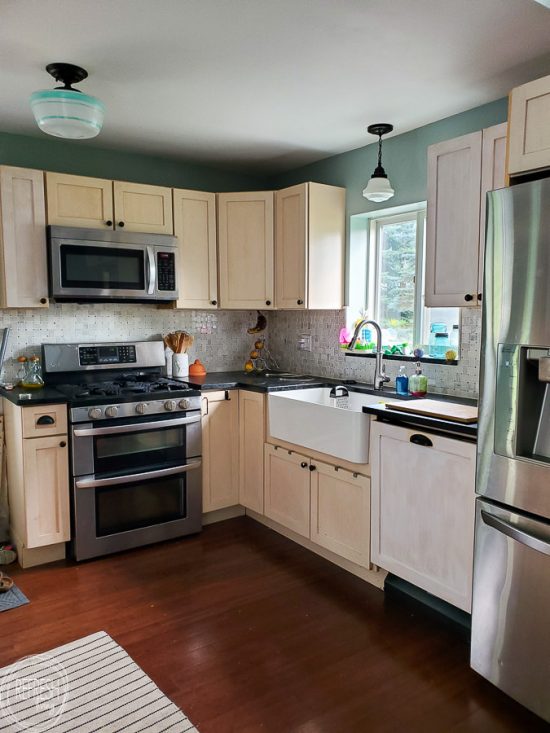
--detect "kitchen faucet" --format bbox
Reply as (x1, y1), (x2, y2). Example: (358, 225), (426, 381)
(347, 319), (390, 390)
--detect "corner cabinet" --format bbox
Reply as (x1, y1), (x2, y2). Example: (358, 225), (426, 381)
(508, 73), (550, 176)
(218, 191), (274, 309)
(173, 188), (218, 309)
(275, 182), (345, 310)
(370, 421), (476, 612)
(425, 123), (507, 307)
(0, 166), (49, 308)
(201, 390), (239, 512)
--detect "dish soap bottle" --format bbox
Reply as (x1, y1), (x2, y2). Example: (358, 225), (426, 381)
(395, 365), (409, 396)
(409, 362), (427, 397)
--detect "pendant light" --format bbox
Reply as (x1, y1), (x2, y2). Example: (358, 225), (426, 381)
(30, 63), (104, 140)
(362, 123), (394, 202)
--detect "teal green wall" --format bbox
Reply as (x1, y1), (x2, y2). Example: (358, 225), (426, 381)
(268, 98), (508, 214)
(0, 131), (264, 191)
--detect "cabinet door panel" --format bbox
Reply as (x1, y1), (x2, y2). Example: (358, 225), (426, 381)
(239, 390), (265, 512)
(275, 184), (307, 309)
(23, 436), (70, 548)
(202, 391), (239, 512)
(425, 132), (482, 307)
(508, 74), (550, 175)
(0, 166), (49, 308)
(264, 444), (310, 538)
(45, 172), (113, 229)
(173, 189), (217, 309)
(308, 183), (345, 310)
(370, 422), (476, 611)
(311, 462), (370, 568)
(113, 181), (173, 234)
(218, 192), (274, 309)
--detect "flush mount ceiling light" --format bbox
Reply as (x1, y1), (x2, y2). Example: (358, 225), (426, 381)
(30, 63), (104, 139)
(362, 123), (394, 203)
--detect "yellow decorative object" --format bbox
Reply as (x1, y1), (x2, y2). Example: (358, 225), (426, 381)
(254, 339), (264, 350)
(244, 360), (255, 373)
(445, 349), (457, 362)
(250, 350), (259, 359)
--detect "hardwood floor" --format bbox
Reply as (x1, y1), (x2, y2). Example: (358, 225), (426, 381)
(1, 517), (547, 733)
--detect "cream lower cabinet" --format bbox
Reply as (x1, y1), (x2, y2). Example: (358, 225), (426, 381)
(370, 421), (476, 612)
(264, 443), (371, 569)
(239, 390), (265, 512)
(508, 73), (550, 176)
(201, 390), (239, 512)
(4, 400), (70, 567)
(275, 182), (345, 310)
(218, 191), (274, 309)
(0, 166), (49, 308)
(173, 188), (218, 309)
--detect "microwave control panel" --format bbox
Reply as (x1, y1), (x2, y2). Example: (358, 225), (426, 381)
(79, 345), (137, 366)
(157, 252), (176, 292)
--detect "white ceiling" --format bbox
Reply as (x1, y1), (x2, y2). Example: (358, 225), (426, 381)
(1, 0), (550, 174)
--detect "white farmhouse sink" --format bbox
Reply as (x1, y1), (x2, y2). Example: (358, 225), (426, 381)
(268, 387), (384, 464)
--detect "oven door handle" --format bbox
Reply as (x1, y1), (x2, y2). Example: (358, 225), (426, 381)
(73, 413), (201, 437)
(146, 245), (156, 295)
(75, 460), (201, 489)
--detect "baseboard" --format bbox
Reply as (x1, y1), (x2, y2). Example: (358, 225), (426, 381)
(246, 509), (386, 589)
(202, 505), (245, 526)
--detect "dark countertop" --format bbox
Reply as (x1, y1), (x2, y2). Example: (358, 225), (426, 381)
(0, 385), (68, 406)
(184, 371), (332, 392)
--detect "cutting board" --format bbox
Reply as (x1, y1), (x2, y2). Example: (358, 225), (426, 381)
(384, 399), (478, 424)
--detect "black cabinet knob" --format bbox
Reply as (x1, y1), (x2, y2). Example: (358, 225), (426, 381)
(477, 293), (482, 301)
(266, 300), (271, 306)
(118, 221), (125, 228)
(40, 297), (47, 305)
(309, 464), (317, 471)
(59, 441), (67, 448)
(105, 220), (113, 227)
(297, 299), (304, 305)
(211, 300), (217, 305)
(464, 293), (474, 302)
(300, 461), (308, 469)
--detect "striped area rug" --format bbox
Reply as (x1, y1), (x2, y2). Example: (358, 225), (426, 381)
(0, 631), (198, 732)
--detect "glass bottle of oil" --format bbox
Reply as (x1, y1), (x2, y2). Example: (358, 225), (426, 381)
(21, 355), (44, 389)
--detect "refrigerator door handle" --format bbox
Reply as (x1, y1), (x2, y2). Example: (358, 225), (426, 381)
(481, 509), (550, 557)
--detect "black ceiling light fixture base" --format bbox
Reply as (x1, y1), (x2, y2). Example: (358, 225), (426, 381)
(45, 63), (88, 91)
(367, 123), (393, 138)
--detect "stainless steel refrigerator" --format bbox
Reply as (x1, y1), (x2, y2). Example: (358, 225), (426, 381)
(471, 178), (550, 722)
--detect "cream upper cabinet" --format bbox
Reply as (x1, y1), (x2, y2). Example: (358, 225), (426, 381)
(218, 191), (274, 309)
(370, 421), (476, 612)
(45, 172), (114, 229)
(239, 390), (265, 513)
(275, 182), (345, 310)
(426, 123), (507, 307)
(508, 73), (550, 176)
(45, 173), (173, 234)
(201, 391), (239, 512)
(0, 166), (49, 308)
(310, 461), (370, 569)
(173, 188), (217, 309)
(113, 181), (173, 234)
(264, 444), (311, 538)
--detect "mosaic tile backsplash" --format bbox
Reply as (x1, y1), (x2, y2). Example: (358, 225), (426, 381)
(268, 307), (482, 399)
(0, 305), (257, 380)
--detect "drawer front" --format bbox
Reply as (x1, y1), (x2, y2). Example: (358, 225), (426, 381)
(22, 404), (68, 438)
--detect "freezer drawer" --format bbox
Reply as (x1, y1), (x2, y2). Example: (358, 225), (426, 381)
(471, 498), (550, 722)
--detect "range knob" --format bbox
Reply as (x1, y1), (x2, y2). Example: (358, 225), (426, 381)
(88, 407), (102, 420)
(135, 402), (147, 415)
(105, 406), (118, 418)
(164, 400), (177, 412)
(178, 398), (190, 410)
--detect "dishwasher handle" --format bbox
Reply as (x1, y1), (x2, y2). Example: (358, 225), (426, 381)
(481, 509), (550, 557)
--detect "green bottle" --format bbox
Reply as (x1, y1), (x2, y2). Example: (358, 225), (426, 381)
(409, 361), (427, 397)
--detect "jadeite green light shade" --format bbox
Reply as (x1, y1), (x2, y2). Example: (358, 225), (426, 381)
(30, 89), (105, 139)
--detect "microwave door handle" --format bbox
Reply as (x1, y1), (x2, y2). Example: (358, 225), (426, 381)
(75, 460), (201, 489)
(481, 510), (550, 557)
(73, 414), (201, 437)
(146, 246), (156, 295)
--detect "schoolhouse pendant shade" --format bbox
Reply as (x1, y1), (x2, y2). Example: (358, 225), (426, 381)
(363, 123), (394, 202)
(30, 63), (104, 140)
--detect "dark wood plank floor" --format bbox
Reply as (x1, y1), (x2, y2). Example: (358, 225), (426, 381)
(1, 517), (548, 732)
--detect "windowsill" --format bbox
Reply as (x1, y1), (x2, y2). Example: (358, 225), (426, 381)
(344, 351), (458, 366)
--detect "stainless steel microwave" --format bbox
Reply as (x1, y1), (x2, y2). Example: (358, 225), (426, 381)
(47, 226), (179, 303)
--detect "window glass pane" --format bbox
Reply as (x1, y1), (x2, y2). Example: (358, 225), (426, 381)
(377, 219), (417, 350)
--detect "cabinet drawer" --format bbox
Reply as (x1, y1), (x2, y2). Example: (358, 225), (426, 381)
(22, 404), (67, 438)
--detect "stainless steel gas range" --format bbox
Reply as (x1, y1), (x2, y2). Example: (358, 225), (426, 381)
(42, 340), (202, 561)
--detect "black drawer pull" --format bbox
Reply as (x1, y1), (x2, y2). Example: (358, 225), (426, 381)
(36, 415), (55, 426)
(410, 434), (433, 448)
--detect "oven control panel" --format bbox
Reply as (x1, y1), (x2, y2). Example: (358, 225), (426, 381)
(79, 344), (137, 366)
